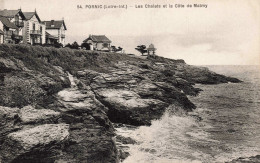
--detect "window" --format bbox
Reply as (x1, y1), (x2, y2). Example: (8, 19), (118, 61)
(103, 43), (108, 47)
(33, 23), (35, 30)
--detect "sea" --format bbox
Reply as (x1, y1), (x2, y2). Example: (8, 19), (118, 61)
(115, 65), (260, 163)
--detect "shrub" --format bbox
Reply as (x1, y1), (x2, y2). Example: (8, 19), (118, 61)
(70, 41), (79, 49)
(81, 42), (90, 50)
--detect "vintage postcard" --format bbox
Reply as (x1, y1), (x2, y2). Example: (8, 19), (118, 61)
(0, 0), (259, 162)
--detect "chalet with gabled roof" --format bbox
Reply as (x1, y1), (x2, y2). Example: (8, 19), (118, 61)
(22, 10), (46, 45)
(83, 35), (111, 51)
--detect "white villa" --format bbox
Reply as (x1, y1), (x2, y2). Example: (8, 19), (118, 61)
(43, 20), (67, 46)
(23, 10), (46, 45)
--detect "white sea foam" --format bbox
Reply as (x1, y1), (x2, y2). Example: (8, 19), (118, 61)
(117, 110), (215, 163)
(116, 66), (260, 163)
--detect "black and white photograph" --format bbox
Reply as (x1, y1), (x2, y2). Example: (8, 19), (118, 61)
(0, 0), (259, 162)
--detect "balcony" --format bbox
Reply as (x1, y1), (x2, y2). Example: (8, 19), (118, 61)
(30, 30), (42, 35)
(15, 21), (24, 27)
(13, 34), (23, 40)
(61, 34), (65, 38)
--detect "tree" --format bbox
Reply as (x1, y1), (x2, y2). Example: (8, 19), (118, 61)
(65, 43), (71, 48)
(71, 41), (79, 49)
(117, 46), (123, 52)
(135, 45), (147, 55)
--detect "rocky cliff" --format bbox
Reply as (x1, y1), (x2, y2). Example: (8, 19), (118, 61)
(0, 44), (241, 162)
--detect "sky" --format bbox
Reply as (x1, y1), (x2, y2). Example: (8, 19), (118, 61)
(1, 0), (259, 65)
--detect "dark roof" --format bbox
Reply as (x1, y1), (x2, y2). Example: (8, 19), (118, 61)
(147, 44), (156, 50)
(0, 16), (18, 29)
(0, 9), (19, 17)
(23, 12), (41, 22)
(0, 29), (3, 35)
(0, 9), (26, 20)
(43, 20), (67, 30)
(23, 12), (34, 20)
(84, 35), (111, 43)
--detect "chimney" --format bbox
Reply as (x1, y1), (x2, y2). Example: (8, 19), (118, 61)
(51, 20), (55, 27)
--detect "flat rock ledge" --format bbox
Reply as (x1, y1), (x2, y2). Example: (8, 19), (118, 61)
(19, 105), (60, 124)
(97, 89), (165, 109)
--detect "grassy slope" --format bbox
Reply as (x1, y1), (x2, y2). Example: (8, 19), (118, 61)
(0, 44), (142, 73)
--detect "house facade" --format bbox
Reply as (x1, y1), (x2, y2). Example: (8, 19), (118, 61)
(43, 20), (66, 46)
(83, 35), (111, 51)
(23, 11), (45, 45)
(0, 18), (4, 44)
(0, 9), (25, 43)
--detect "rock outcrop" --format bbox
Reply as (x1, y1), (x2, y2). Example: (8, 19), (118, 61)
(76, 61), (199, 126)
(0, 44), (241, 162)
(227, 155), (260, 163)
(0, 124), (69, 162)
(53, 83), (117, 163)
(0, 106), (20, 145)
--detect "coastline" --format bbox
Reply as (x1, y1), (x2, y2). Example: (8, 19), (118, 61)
(0, 44), (242, 162)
